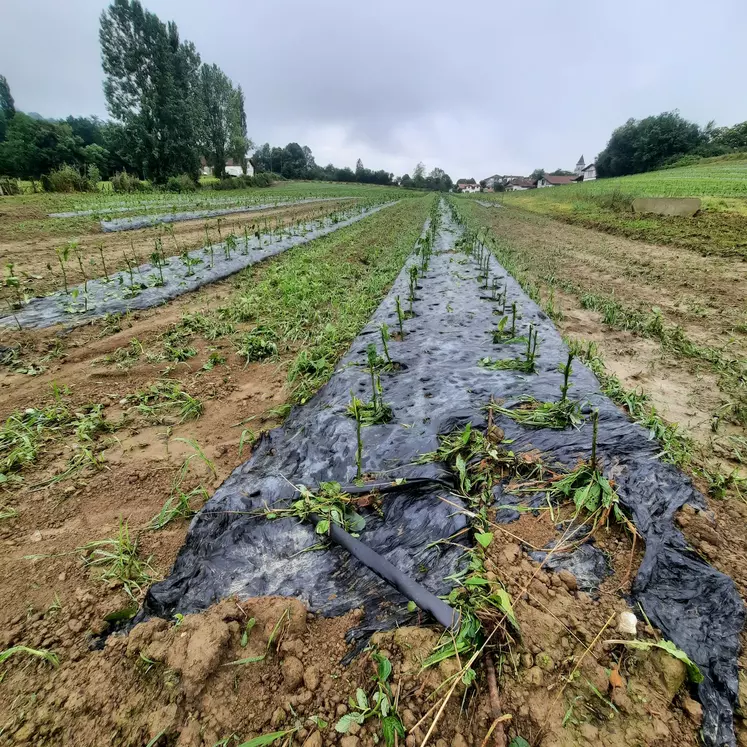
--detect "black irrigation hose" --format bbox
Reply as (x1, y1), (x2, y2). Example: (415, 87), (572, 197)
(300, 477), (462, 633)
(308, 514), (461, 633)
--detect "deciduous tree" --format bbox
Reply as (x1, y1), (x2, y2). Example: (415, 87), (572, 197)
(99, 0), (201, 182)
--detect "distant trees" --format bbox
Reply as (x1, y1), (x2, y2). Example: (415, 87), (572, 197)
(529, 169), (545, 181)
(397, 165), (452, 192)
(549, 168), (573, 176)
(425, 167), (453, 191)
(200, 64), (240, 180)
(0, 75), (15, 142)
(228, 86), (251, 173)
(596, 111), (705, 178)
(252, 142), (393, 184)
(99, 0), (248, 184)
(0, 114), (82, 178)
(709, 121), (747, 151)
(100, 0), (203, 182)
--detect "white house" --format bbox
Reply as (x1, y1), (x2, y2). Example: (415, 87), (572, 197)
(457, 181), (480, 193)
(573, 155), (596, 182)
(201, 157), (255, 178)
(579, 163), (597, 181)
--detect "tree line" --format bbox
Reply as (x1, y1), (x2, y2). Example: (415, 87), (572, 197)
(596, 110), (747, 178)
(251, 146), (454, 192)
(0, 0), (455, 193)
(252, 144), (394, 185)
(0, 0), (249, 187)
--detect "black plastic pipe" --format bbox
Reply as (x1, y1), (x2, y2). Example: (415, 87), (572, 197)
(304, 477), (462, 633)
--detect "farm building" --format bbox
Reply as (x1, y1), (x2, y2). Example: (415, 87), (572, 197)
(505, 177), (537, 191)
(537, 174), (576, 188)
(200, 157), (254, 177)
(457, 180), (480, 193)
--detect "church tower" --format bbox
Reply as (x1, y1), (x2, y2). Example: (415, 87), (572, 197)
(575, 155), (585, 177)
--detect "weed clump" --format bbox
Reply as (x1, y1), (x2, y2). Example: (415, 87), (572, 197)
(480, 324), (539, 372)
(489, 353), (583, 429)
(237, 326), (278, 363)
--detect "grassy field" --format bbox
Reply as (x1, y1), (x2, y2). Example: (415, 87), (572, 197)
(480, 155), (747, 257)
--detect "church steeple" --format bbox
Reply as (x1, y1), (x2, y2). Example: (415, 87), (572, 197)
(575, 155), (585, 176)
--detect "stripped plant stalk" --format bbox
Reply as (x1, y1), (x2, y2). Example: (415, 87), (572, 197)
(395, 296), (405, 338)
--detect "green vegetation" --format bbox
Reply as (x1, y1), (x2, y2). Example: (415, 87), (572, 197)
(262, 481), (366, 537)
(126, 381), (203, 424)
(148, 439), (215, 530)
(78, 519), (155, 600)
(334, 651), (405, 746)
(0, 388), (113, 483)
(489, 353), (583, 429)
(0, 646), (59, 668)
(220, 196), (431, 404)
(489, 156), (747, 258)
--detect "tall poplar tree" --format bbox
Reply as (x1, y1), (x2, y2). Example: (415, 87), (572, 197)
(99, 0), (201, 182)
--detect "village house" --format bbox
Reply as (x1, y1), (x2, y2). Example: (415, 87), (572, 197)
(572, 155), (597, 182)
(456, 180), (480, 193)
(200, 157), (254, 178)
(537, 174), (576, 188)
(505, 177), (537, 191)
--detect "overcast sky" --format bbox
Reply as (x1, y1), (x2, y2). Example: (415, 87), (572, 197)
(2, 0), (745, 179)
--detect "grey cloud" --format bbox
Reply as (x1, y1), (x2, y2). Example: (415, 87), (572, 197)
(1, 0), (745, 179)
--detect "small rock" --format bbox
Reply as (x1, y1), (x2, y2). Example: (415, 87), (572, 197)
(270, 707), (286, 728)
(652, 649), (686, 702)
(281, 655), (304, 691)
(611, 688), (633, 713)
(451, 735), (468, 747)
(30, 530), (43, 543)
(520, 653), (533, 669)
(302, 733), (323, 747)
(682, 695), (703, 725)
(336, 704), (348, 717)
(700, 541), (717, 557)
(402, 709), (417, 730)
(303, 665), (320, 692)
(67, 619), (83, 633)
(617, 611), (638, 636)
(525, 666), (544, 685)
(58, 572), (67, 582)
(557, 569), (577, 592)
(579, 723), (599, 742)
(340, 737), (360, 747)
(501, 543), (520, 563)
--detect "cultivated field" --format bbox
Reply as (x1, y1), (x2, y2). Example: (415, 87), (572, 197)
(486, 155), (747, 257)
(0, 182), (745, 747)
